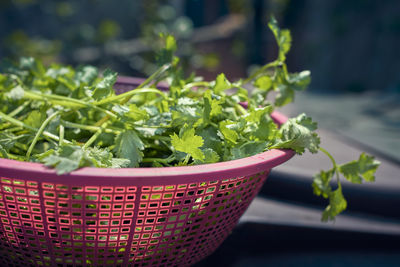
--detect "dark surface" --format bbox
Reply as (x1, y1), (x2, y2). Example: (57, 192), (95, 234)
(194, 222), (400, 267)
(262, 170), (400, 220)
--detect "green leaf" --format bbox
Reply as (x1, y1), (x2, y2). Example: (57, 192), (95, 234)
(38, 145), (129, 174)
(242, 106), (276, 141)
(268, 16), (292, 61)
(177, 97), (196, 106)
(0, 74), (6, 85)
(76, 65), (98, 84)
(86, 147), (130, 168)
(219, 120), (239, 144)
(203, 148), (220, 163)
(90, 69), (117, 101)
(213, 73), (232, 94)
(203, 90), (223, 121)
(247, 116), (278, 142)
(230, 141), (267, 160)
(287, 70), (311, 91)
(339, 153), (380, 183)
(19, 57), (45, 76)
(273, 68), (311, 107)
(157, 34), (177, 66)
(6, 86), (25, 100)
(23, 110), (46, 129)
(273, 113), (320, 154)
(197, 126), (223, 155)
(113, 130), (145, 167)
(312, 169), (334, 198)
(126, 104), (149, 121)
(38, 145), (84, 174)
(321, 184), (347, 222)
(254, 76), (272, 91)
(0, 145), (8, 158)
(112, 104), (130, 116)
(194, 148), (220, 164)
(244, 106), (272, 123)
(170, 124), (204, 161)
(203, 93), (212, 125)
(275, 84), (294, 107)
(0, 132), (19, 150)
(135, 127), (166, 138)
(171, 105), (200, 127)
(45, 66), (71, 79)
(146, 112), (172, 126)
(165, 34), (177, 51)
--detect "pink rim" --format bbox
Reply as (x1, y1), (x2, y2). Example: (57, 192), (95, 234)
(0, 77), (295, 185)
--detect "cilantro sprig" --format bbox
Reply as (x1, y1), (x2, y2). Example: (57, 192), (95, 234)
(314, 149), (380, 221)
(0, 18), (379, 221)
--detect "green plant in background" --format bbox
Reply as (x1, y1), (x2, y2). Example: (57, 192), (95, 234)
(2, 0), (243, 77)
(0, 18), (379, 221)
(4, 30), (62, 64)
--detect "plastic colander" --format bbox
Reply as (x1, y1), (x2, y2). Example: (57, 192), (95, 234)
(0, 77), (295, 266)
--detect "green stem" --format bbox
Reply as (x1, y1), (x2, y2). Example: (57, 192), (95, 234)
(26, 111), (60, 159)
(226, 98), (247, 116)
(62, 120), (120, 134)
(83, 122), (110, 149)
(142, 155), (175, 164)
(59, 125), (64, 146)
(319, 147), (340, 182)
(183, 154), (190, 165)
(14, 142), (28, 151)
(0, 110), (71, 144)
(121, 63), (171, 105)
(23, 90), (117, 119)
(6, 153), (26, 161)
(146, 135), (171, 142)
(319, 147), (336, 167)
(94, 88), (169, 106)
(236, 103), (247, 116)
(145, 143), (169, 150)
(133, 124), (171, 129)
(242, 61), (279, 84)
(134, 64), (171, 88)
(4, 126), (24, 132)
(210, 122), (219, 128)
(181, 81), (210, 93)
(8, 101), (31, 117)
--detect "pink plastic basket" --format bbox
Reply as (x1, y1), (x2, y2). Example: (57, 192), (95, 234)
(0, 77), (294, 266)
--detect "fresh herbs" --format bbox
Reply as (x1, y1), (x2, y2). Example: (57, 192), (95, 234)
(314, 149), (380, 221)
(0, 17), (379, 221)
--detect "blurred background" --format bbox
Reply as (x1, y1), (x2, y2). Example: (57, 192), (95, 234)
(1, 0), (399, 89)
(1, 0), (400, 266)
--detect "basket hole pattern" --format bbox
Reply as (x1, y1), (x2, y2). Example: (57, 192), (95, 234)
(0, 172), (268, 266)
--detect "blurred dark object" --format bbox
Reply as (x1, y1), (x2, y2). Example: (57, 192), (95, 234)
(1, 0), (399, 93)
(282, 0), (400, 93)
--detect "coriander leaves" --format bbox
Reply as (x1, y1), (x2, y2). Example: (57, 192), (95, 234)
(313, 150), (380, 221)
(114, 130), (145, 167)
(0, 17), (380, 222)
(171, 124), (205, 162)
(38, 145), (129, 174)
(272, 113), (320, 154)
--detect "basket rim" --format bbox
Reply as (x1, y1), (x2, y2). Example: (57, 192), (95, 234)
(0, 77), (295, 185)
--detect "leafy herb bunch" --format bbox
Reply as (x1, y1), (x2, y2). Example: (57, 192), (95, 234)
(0, 18), (379, 221)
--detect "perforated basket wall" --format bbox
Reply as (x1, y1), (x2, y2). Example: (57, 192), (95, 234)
(0, 77), (294, 266)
